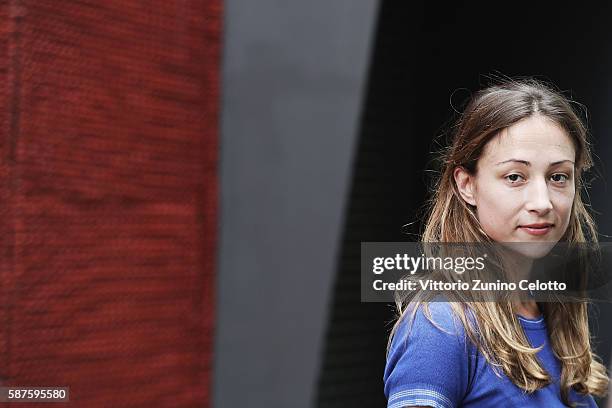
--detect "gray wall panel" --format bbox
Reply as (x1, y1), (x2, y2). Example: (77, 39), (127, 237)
(215, 2), (379, 407)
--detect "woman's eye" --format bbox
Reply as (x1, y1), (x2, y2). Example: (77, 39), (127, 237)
(505, 174), (524, 183)
(550, 173), (569, 183)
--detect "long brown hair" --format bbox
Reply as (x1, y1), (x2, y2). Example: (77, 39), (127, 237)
(388, 78), (609, 407)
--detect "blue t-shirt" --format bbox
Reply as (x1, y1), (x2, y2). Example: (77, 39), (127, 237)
(383, 302), (598, 407)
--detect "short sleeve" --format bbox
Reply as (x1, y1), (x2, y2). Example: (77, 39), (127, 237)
(383, 302), (472, 408)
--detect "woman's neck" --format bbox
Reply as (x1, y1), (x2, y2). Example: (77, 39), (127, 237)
(513, 300), (541, 319)
(500, 247), (541, 318)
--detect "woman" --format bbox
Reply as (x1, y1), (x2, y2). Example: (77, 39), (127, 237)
(383, 78), (610, 407)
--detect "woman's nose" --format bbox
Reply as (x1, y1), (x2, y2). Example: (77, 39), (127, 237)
(524, 178), (553, 214)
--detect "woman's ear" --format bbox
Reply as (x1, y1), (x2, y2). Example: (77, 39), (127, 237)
(453, 166), (477, 206)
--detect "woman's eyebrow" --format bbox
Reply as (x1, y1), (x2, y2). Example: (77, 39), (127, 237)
(550, 159), (575, 166)
(495, 159), (575, 166)
(495, 159), (530, 166)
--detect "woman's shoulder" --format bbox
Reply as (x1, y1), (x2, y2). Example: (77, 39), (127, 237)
(384, 300), (475, 406)
(395, 300), (469, 343)
(387, 300), (474, 372)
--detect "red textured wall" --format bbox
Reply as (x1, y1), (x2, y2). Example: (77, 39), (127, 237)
(0, 1), (221, 406)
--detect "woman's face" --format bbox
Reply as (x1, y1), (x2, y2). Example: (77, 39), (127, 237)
(454, 114), (576, 247)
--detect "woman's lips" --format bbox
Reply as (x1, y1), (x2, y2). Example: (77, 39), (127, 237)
(518, 224), (554, 236)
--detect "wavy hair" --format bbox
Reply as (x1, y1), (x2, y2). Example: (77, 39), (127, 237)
(387, 78), (609, 407)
